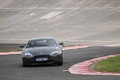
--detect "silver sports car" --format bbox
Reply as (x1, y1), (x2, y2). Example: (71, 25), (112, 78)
(20, 37), (63, 67)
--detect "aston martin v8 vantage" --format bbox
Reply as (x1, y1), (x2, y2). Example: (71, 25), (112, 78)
(20, 38), (63, 67)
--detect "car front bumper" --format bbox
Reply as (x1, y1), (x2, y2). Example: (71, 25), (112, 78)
(22, 55), (62, 65)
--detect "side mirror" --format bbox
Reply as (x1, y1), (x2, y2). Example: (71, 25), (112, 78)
(59, 43), (64, 46)
(20, 44), (25, 48)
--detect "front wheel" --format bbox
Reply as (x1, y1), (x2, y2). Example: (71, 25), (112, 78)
(22, 61), (31, 67)
(57, 63), (63, 66)
(57, 60), (63, 66)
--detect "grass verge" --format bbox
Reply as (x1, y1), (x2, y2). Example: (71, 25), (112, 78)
(95, 55), (120, 72)
(0, 48), (22, 52)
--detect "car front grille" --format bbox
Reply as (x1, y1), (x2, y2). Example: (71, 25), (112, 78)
(34, 55), (50, 58)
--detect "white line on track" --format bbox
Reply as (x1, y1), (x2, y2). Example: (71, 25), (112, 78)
(104, 44), (120, 47)
(41, 12), (63, 20)
(62, 70), (69, 72)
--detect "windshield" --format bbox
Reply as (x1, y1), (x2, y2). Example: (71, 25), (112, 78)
(26, 39), (57, 48)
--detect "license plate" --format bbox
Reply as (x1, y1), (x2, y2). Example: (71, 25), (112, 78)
(36, 58), (48, 61)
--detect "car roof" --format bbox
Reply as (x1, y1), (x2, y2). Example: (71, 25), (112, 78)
(29, 37), (55, 41)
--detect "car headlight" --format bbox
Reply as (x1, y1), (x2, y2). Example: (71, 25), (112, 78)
(22, 52), (33, 57)
(51, 50), (62, 56)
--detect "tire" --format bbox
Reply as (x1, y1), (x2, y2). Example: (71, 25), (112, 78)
(57, 60), (63, 66)
(23, 61), (30, 67)
(22, 58), (31, 67)
(58, 62), (63, 66)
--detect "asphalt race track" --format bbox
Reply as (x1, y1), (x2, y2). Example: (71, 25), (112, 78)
(0, 46), (120, 80)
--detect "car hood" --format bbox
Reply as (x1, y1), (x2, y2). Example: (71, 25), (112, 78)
(23, 46), (61, 56)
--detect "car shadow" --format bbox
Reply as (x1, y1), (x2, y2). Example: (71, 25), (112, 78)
(19, 64), (61, 68)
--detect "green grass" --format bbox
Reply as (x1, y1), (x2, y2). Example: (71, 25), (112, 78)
(95, 55), (120, 72)
(0, 48), (22, 52)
